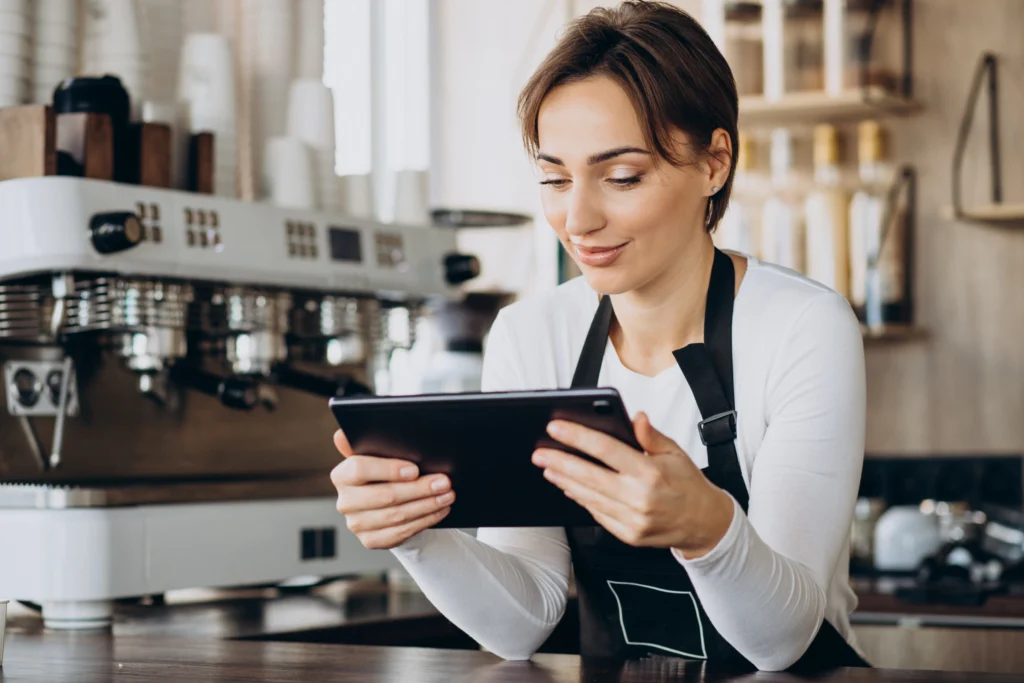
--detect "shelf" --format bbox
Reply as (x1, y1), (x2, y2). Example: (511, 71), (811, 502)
(738, 87), (920, 126)
(941, 204), (1024, 226)
(861, 323), (926, 344)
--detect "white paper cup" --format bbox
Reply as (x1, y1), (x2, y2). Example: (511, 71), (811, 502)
(178, 33), (236, 121)
(393, 169), (430, 225)
(263, 137), (316, 209)
(34, 21), (77, 43)
(36, 0), (77, 23)
(0, 59), (26, 79)
(0, 12), (30, 36)
(339, 173), (374, 219)
(295, 0), (325, 79)
(0, 599), (7, 666)
(0, 33), (27, 57)
(285, 78), (335, 150)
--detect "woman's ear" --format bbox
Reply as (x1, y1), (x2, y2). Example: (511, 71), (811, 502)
(706, 128), (733, 193)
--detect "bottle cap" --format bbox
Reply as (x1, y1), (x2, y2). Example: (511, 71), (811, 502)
(858, 120), (885, 163)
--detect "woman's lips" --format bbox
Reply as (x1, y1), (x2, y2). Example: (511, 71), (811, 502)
(573, 242), (628, 267)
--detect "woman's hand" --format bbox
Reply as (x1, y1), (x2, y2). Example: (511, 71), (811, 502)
(331, 429), (454, 549)
(532, 412), (734, 559)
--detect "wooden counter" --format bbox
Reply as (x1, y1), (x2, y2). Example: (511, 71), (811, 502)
(6, 580), (1024, 676)
(2, 634), (1021, 683)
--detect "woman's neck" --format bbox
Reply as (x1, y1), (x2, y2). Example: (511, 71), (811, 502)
(608, 236), (716, 377)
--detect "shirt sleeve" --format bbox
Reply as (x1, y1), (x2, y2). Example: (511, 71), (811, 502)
(672, 291), (866, 671)
(389, 309), (572, 660)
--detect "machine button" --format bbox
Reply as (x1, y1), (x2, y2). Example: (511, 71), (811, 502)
(301, 529), (317, 560)
(443, 253), (481, 285)
(89, 212), (143, 254)
(12, 369), (41, 408)
(320, 528), (336, 558)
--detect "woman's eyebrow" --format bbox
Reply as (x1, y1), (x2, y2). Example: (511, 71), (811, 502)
(537, 146), (651, 167)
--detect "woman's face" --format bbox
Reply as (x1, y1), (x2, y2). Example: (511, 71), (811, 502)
(536, 75), (728, 296)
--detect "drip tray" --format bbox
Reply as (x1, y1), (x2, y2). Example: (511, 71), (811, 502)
(0, 475), (334, 509)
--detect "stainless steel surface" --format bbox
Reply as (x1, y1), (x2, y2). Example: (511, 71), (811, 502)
(0, 184), (456, 501)
(0, 280), (57, 342)
(0, 476), (334, 509)
(0, 347), (368, 487)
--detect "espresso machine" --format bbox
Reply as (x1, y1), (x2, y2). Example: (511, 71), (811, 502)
(0, 175), (479, 629)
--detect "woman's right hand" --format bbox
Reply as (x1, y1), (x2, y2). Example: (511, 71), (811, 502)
(330, 429), (454, 549)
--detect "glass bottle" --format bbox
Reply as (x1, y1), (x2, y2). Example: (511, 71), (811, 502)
(849, 120), (910, 326)
(760, 128), (805, 273)
(804, 124), (850, 297)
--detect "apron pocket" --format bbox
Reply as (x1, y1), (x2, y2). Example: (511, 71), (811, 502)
(607, 580), (707, 660)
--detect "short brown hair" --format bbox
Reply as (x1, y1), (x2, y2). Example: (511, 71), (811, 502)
(517, 0), (738, 231)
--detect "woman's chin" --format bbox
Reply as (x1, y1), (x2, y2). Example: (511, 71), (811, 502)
(578, 267), (639, 296)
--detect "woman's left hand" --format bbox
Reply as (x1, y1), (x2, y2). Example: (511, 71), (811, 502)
(532, 412), (735, 559)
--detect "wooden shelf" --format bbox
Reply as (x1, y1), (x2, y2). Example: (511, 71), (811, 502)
(739, 87), (920, 126)
(861, 323), (926, 344)
(941, 203), (1024, 225)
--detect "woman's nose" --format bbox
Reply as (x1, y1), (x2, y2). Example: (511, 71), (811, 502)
(563, 183), (604, 237)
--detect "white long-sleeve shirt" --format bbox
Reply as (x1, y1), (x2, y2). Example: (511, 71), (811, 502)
(390, 255), (866, 671)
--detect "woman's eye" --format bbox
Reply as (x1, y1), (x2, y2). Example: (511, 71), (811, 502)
(539, 178), (570, 188)
(608, 176), (642, 188)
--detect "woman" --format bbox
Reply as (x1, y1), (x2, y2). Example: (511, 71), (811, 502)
(331, 0), (867, 672)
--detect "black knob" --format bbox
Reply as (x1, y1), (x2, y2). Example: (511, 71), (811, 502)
(12, 369), (41, 408)
(90, 212), (143, 254)
(444, 253), (480, 285)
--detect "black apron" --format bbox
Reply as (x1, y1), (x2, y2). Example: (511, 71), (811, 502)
(566, 247), (870, 673)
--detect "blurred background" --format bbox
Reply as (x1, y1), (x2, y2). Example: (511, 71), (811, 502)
(0, 0), (1023, 675)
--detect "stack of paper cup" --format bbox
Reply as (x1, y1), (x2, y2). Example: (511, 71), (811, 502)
(80, 0), (146, 117)
(0, 0), (30, 108)
(285, 79), (339, 211)
(240, 0), (293, 196)
(338, 173), (375, 220)
(393, 169), (431, 225)
(295, 0), (325, 80)
(138, 0), (182, 103)
(179, 32), (236, 197)
(32, 0), (78, 105)
(263, 136), (316, 210)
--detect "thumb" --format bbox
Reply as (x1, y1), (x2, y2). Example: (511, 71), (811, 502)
(633, 412), (678, 455)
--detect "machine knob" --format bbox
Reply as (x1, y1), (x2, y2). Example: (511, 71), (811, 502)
(444, 253), (480, 285)
(90, 212), (143, 254)
(12, 368), (42, 408)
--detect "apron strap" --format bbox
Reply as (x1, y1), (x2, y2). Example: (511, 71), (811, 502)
(674, 249), (749, 511)
(569, 248), (749, 510)
(571, 294), (614, 390)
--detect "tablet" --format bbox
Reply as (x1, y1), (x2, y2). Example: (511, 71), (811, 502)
(328, 388), (639, 528)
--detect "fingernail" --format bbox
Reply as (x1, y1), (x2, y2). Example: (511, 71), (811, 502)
(532, 452), (548, 467)
(430, 476), (450, 492)
(400, 466), (418, 480)
(547, 422), (566, 437)
(564, 489), (574, 500)
(436, 492), (455, 505)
